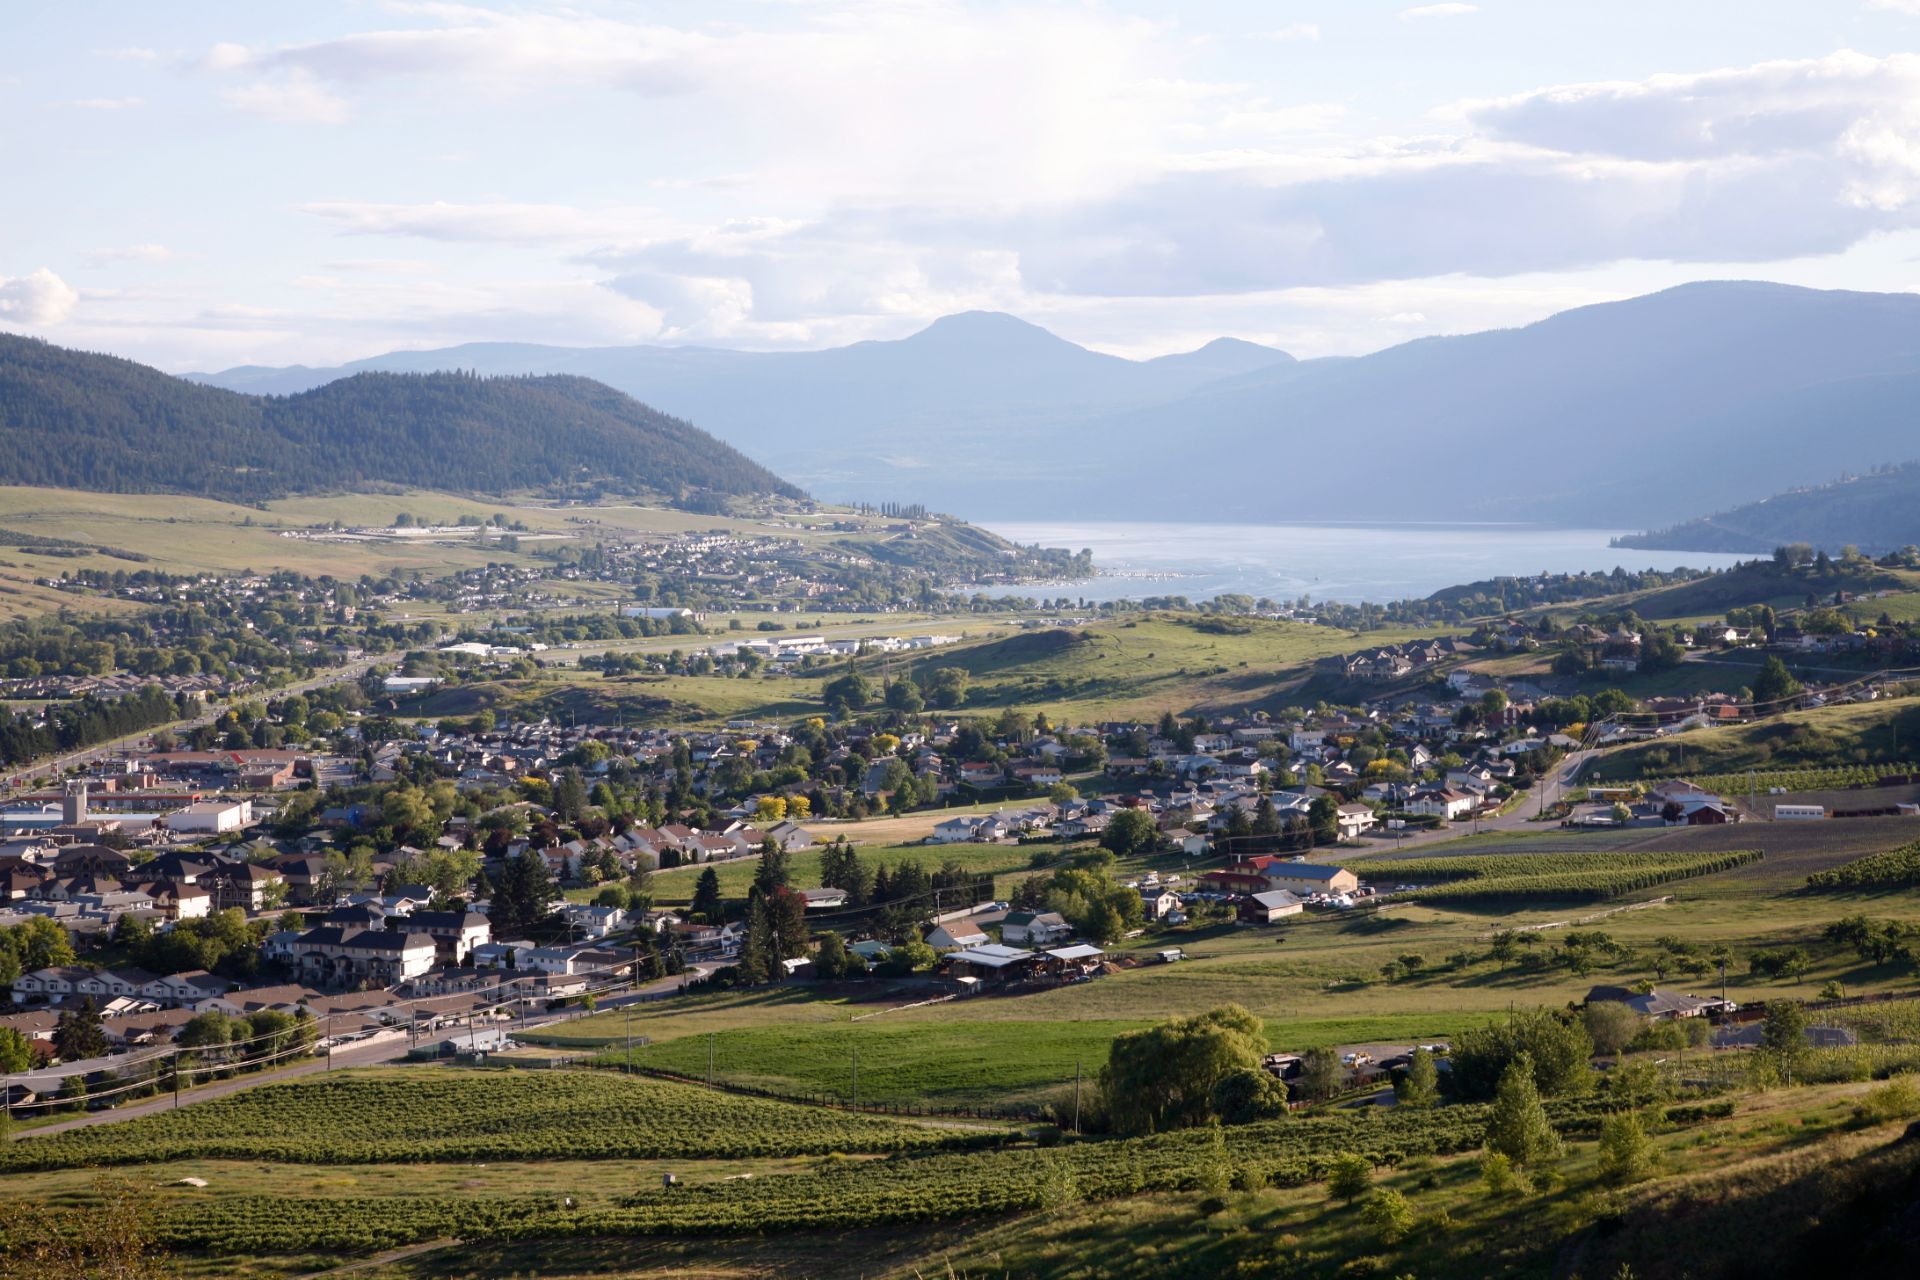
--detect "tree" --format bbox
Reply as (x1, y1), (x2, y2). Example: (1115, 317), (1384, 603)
(1397, 1047), (1440, 1109)
(53, 999), (108, 1062)
(1296, 1047), (1345, 1102)
(1209, 1066), (1289, 1124)
(1449, 1008), (1594, 1100)
(1484, 1053), (1562, 1169)
(0, 1025), (31, 1073)
(1326, 1152), (1373, 1203)
(738, 897), (776, 985)
(1752, 655), (1802, 708)
(1583, 1001), (1643, 1056)
(490, 849), (558, 939)
(823, 672), (874, 712)
(690, 867), (724, 923)
(1100, 1004), (1268, 1135)
(1762, 1000), (1809, 1081)
(753, 841), (790, 896)
(1101, 808), (1159, 858)
(814, 929), (849, 979)
(1596, 1111), (1653, 1185)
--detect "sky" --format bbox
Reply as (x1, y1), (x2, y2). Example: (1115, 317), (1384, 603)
(6, 0), (1920, 370)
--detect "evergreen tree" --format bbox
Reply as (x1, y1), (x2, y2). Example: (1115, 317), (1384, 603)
(739, 898), (776, 985)
(1485, 1052), (1562, 1168)
(1597, 1110), (1653, 1185)
(53, 998), (108, 1061)
(490, 849), (558, 939)
(814, 929), (848, 979)
(690, 867), (724, 923)
(754, 839), (790, 896)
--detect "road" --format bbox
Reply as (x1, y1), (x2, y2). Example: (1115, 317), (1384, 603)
(1354, 748), (1594, 858)
(11, 962), (709, 1139)
(5, 657), (381, 794)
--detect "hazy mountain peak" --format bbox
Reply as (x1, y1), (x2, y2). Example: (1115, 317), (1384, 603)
(898, 310), (1085, 351)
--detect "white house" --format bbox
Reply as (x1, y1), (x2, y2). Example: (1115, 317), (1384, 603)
(931, 816), (984, 843)
(925, 922), (991, 951)
(1335, 804), (1377, 840)
(1000, 910), (1073, 946)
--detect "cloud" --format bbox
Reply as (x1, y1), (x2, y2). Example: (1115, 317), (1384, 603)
(69, 97), (144, 110)
(1267, 24), (1321, 42)
(1465, 50), (1920, 160)
(300, 201), (668, 244)
(196, 7), (1223, 205)
(85, 243), (174, 265)
(222, 69), (348, 123)
(1402, 4), (1479, 17)
(0, 269), (80, 326)
(1869, 1), (1920, 14)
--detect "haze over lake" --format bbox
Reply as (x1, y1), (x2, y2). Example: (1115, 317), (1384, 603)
(982, 522), (1753, 605)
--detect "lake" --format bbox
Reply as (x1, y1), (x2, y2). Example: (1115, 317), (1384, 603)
(981, 521), (1752, 605)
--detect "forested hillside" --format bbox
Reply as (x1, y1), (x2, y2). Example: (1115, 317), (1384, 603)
(1616, 464), (1920, 555)
(0, 335), (800, 503)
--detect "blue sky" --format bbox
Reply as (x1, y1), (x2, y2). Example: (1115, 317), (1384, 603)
(5, 1), (1920, 369)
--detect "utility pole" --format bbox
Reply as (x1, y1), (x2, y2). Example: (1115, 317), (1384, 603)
(173, 1049), (181, 1110)
(851, 1045), (859, 1109)
(625, 1005), (633, 1075)
(326, 1014), (333, 1070)
(708, 1032), (715, 1085)
(1073, 1061), (1081, 1134)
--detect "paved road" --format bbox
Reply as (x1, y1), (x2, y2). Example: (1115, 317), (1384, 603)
(5, 657), (380, 794)
(1354, 748), (1594, 859)
(11, 963), (709, 1139)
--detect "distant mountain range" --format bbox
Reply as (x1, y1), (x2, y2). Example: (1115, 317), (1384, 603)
(0, 334), (796, 503)
(1615, 465), (1920, 555)
(187, 282), (1920, 529)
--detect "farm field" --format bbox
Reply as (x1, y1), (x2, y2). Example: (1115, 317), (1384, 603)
(0, 1069), (977, 1174)
(17, 1070), (1920, 1280)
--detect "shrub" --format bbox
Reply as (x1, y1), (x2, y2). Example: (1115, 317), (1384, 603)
(1596, 1112), (1653, 1185)
(1361, 1188), (1415, 1244)
(1326, 1152), (1374, 1204)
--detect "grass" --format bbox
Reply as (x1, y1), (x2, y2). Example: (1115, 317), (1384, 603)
(645, 838), (1033, 905)
(1590, 697), (1920, 781)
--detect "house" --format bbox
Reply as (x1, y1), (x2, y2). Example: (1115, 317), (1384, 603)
(925, 922), (991, 951)
(1335, 804), (1377, 840)
(1000, 910), (1073, 946)
(763, 820), (815, 852)
(931, 816), (985, 844)
(392, 910), (491, 963)
(1585, 985), (1737, 1020)
(1259, 862), (1360, 897)
(1135, 886), (1183, 921)
(289, 926), (437, 987)
(10, 965), (92, 1005)
(799, 887), (849, 910)
(1238, 890), (1304, 924)
(202, 862), (285, 912)
(1407, 788), (1477, 821)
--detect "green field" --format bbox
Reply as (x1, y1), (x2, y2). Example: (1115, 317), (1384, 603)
(0, 1069), (970, 1173)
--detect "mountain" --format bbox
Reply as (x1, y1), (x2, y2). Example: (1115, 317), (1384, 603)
(1614, 465), (1920, 555)
(0, 334), (799, 502)
(188, 315), (1298, 504)
(188, 284), (1920, 526)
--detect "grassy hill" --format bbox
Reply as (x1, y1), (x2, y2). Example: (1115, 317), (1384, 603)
(0, 333), (799, 502)
(1625, 558), (1914, 620)
(1591, 698), (1920, 781)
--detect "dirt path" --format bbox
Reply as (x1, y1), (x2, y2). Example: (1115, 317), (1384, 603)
(294, 1239), (461, 1278)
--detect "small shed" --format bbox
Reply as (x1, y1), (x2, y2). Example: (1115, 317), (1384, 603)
(1238, 890), (1304, 925)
